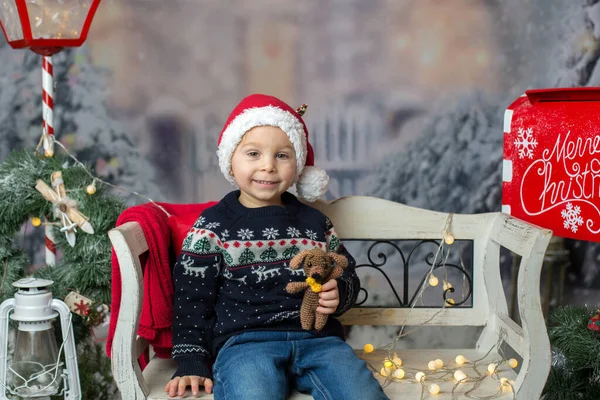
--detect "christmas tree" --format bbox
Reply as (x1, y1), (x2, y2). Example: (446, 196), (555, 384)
(0, 150), (124, 399)
(542, 306), (600, 400)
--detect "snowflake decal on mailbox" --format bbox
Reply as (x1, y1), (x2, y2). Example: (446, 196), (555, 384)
(514, 127), (538, 159)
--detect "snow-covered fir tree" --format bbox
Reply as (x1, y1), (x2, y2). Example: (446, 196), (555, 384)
(550, 0), (600, 88)
(369, 92), (504, 214)
(60, 47), (162, 200)
(0, 41), (41, 159)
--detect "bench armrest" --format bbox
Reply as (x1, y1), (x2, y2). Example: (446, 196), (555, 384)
(109, 221), (150, 399)
(478, 213), (553, 399)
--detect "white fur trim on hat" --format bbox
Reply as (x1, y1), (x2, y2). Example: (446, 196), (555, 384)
(296, 166), (329, 202)
(217, 106), (307, 186)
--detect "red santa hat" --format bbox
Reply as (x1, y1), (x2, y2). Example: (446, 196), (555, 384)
(216, 94), (329, 202)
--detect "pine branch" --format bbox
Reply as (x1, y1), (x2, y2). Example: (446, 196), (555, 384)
(543, 306), (600, 400)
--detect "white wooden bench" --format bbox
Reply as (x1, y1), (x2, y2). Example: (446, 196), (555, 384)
(108, 196), (552, 399)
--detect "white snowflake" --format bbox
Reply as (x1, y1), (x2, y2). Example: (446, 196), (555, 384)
(205, 222), (221, 229)
(514, 127), (538, 159)
(262, 227), (279, 239)
(237, 229), (254, 240)
(561, 202), (584, 233)
(287, 227), (301, 237)
(221, 229), (230, 239)
(194, 216), (206, 227)
(305, 229), (318, 240)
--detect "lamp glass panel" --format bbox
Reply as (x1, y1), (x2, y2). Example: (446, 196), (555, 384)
(8, 325), (62, 397)
(27, 0), (92, 39)
(0, 0), (24, 40)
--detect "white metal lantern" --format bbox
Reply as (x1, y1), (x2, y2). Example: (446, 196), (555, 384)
(0, 278), (80, 399)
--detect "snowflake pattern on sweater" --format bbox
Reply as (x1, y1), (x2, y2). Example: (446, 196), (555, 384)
(171, 191), (360, 379)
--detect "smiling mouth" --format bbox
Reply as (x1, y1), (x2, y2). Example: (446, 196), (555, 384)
(254, 180), (279, 185)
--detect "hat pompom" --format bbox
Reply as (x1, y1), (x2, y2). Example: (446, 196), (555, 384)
(296, 166), (329, 202)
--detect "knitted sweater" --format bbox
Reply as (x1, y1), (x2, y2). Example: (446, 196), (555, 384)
(171, 191), (360, 379)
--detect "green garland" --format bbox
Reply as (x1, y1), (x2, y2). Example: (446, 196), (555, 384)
(0, 149), (125, 399)
(543, 305), (600, 400)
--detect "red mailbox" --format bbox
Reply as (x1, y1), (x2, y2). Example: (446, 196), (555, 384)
(503, 87), (600, 242)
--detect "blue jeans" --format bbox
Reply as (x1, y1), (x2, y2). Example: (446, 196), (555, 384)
(212, 331), (389, 400)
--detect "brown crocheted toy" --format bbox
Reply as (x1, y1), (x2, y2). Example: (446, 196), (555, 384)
(285, 248), (348, 331)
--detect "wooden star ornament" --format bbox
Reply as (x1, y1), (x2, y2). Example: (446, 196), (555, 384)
(35, 171), (94, 247)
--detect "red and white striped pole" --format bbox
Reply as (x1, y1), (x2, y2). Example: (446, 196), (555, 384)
(42, 56), (57, 266)
(45, 217), (57, 266)
(42, 55), (54, 156)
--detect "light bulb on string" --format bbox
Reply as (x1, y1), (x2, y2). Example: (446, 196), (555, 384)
(444, 233), (455, 245)
(86, 180), (97, 195)
(429, 384), (440, 395)
(507, 358), (518, 368)
(455, 355), (466, 365)
(502, 378), (514, 392)
(454, 370), (467, 382)
(415, 372), (426, 382)
(392, 368), (405, 380)
(429, 275), (439, 286)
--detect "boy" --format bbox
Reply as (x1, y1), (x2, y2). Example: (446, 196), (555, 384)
(165, 94), (389, 400)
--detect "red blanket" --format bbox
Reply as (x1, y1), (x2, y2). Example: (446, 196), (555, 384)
(106, 201), (216, 361)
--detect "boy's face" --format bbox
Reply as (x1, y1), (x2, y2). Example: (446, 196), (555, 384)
(230, 125), (297, 208)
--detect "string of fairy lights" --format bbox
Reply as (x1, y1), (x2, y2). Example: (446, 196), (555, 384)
(34, 134), (169, 216)
(360, 214), (519, 398)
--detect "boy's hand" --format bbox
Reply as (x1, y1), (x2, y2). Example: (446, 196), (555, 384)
(317, 279), (339, 314)
(164, 375), (213, 398)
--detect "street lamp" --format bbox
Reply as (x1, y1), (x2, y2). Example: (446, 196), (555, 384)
(0, 278), (80, 399)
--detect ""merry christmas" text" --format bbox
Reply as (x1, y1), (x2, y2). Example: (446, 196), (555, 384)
(521, 130), (600, 230)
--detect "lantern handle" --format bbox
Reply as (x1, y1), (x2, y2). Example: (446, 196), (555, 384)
(52, 299), (81, 400)
(0, 299), (15, 400)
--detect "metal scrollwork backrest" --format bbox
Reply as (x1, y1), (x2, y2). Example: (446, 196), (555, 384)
(348, 239), (474, 308)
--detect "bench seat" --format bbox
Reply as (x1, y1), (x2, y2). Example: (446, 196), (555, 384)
(142, 349), (517, 399)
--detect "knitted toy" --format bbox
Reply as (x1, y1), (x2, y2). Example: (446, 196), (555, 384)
(285, 248), (348, 331)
